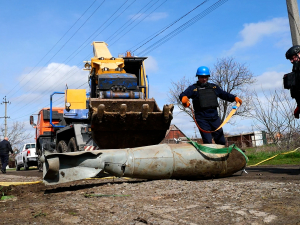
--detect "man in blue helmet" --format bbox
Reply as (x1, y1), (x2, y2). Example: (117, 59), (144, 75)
(179, 66), (242, 145)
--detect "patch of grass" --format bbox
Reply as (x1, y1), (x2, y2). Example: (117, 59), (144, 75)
(69, 212), (77, 215)
(33, 211), (46, 218)
(0, 186), (14, 201)
(246, 148), (300, 166)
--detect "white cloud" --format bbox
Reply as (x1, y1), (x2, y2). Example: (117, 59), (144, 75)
(226, 17), (289, 55)
(18, 63), (88, 93)
(252, 71), (285, 91)
(144, 56), (158, 72)
(225, 121), (254, 135)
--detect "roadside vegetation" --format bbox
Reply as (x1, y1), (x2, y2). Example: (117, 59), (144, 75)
(245, 145), (300, 166)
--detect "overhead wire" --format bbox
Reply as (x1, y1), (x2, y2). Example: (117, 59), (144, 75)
(8, 0), (228, 121)
(8, 0), (133, 113)
(106, 0), (159, 44)
(9, 0), (163, 118)
(5, 0), (99, 98)
(132, 0), (210, 53)
(10, 81), (90, 122)
(109, 0), (168, 47)
(7, 0), (106, 100)
(8, 0), (140, 119)
(137, 0), (229, 56)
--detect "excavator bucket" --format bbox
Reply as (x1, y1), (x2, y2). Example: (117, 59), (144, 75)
(90, 98), (173, 149)
(86, 42), (174, 149)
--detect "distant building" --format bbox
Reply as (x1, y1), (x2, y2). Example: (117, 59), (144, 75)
(225, 131), (267, 148)
(161, 124), (189, 144)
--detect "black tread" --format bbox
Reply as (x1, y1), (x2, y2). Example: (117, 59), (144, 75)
(57, 140), (68, 153)
(67, 137), (78, 152)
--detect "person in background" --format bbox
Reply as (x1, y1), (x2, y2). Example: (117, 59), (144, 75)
(0, 137), (13, 174)
(285, 45), (300, 118)
(179, 66), (242, 145)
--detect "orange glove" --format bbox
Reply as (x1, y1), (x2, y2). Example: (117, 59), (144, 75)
(294, 106), (300, 119)
(235, 97), (242, 105)
(181, 96), (190, 108)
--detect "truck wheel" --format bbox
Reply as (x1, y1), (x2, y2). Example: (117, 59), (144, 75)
(38, 159), (43, 172)
(15, 161), (20, 171)
(68, 137), (78, 152)
(37, 149), (43, 172)
(57, 140), (68, 153)
(24, 160), (29, 170)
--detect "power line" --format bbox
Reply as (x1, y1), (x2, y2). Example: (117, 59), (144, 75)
(107, 0), (159, 44)
(7, 0), (224, 121)
(10, 81), (89, 122)
(8, 0), (133, 112)
(8, 0), (159, 116)
(109, 0), (168, 47)
(137, 0), (229, 56)
(7, 0), (106, 100)
(6, 0), (98, 98)
(132, 0), (210, 53)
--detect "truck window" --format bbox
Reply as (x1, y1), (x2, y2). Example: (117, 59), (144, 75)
(25, 144), (30, 149)
(37, 113), (40, 126)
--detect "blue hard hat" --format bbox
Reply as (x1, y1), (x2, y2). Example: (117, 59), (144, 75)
(196, 66), (210, 76)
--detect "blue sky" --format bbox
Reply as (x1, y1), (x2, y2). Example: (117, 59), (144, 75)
(0, 0), (294, 141)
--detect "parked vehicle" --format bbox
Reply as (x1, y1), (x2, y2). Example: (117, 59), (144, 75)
(15, 143), (38, 171)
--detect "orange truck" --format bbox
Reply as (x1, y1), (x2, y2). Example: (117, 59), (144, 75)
(30, 107), (64, 171)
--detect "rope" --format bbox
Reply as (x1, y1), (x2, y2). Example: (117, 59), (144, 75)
(188, 102), (240, 133)
(248, 147), (300, 167)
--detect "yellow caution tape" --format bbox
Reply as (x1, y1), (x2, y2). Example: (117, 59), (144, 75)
(0, 181), (42, 186)
(190, 102), (240, 133)
(86, 177), (131, 180)
(0, 176), (131, 186)
(248, 147), (300, 167)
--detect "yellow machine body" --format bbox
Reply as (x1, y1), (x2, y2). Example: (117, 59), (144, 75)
(64, 89), (86, 110)
(86, 42), (172, 149)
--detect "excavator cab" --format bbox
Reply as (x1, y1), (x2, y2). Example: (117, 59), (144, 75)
(86, 42), (173, 149)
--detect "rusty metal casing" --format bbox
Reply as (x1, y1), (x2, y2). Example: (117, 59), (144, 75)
(43, 143), (246, 185)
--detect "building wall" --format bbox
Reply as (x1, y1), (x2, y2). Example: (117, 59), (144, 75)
(161, 130), (187, 144)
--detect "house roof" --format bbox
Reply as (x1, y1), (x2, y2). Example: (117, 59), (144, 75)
(164, 124), (188, 138)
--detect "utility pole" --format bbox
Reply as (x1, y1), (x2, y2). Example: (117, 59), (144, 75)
(286, 0), (300, 45)
(0, 96), (10, 137)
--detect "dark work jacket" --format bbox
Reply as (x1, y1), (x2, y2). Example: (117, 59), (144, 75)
(179, 82), (236, 119)
(0, 140), (13, 155)
(291, 61), (300, 106)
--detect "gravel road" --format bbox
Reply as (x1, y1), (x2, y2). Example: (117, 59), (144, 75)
(0, 165), (299, 224)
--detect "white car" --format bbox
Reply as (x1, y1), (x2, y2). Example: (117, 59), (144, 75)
(15, 143), (38, 171)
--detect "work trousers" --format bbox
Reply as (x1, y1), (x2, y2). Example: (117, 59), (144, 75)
(196, 117), (226, 145)
(0, 154), (9, 171)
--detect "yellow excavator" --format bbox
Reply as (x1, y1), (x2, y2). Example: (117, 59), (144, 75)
(86, 42), (173, 149)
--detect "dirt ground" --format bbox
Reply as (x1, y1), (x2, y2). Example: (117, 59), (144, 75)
(0, 165), (299, 225)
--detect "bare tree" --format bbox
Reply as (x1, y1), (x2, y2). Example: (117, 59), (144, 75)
(0, 121), (32, 149)
(250, 88), (300, 149)
(168, 57), (255, 123)
(169, 76), (194, 118)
